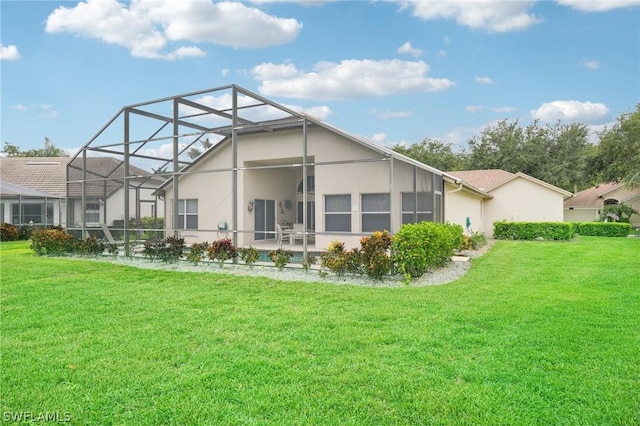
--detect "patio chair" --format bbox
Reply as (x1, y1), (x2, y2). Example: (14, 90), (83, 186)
(276, 224), (291, 248)
(291, 223), (305, 245)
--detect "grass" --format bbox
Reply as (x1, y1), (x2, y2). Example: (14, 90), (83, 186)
(1, 237), (639, 425)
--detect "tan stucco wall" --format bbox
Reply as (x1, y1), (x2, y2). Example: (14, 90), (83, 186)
(162, 127), (442, 248)
(564, 208), (600, 223)
(483, 178), (566, 236)
(444, 184), (485, 235)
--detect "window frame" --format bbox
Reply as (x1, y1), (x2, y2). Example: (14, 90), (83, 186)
(361, 193), (391, 233)
(324, 194), (351, 232)
(177, 198), (198, 230)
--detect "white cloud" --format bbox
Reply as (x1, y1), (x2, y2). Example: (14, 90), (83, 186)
(581, 58), (600, 69)
(397, 41), (423, 58)
(530, 100), (610, 124)
(474, 76), (495, 84)
(10, 104), (27, 112)
(45, 0), (301, 60)
(466, 105), (483, 113)
(221, 69), (230, 77)
(0, 44), (21, 60)
(253, 59), (456, 100)
(372, 109), (413, 119)
(401, 0), (542, 32)
(371, 133), (388, 145)
(437, 49), (448, 57)
(178, 93), (332, 126)
(556, 0), (640, 12)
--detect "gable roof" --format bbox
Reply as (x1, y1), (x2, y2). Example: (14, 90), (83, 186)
(447, 169), (573, 198)
(565, 182), (640, 207)
(156, 116), (490, 199)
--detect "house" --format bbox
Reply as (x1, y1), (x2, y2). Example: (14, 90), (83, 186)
(71, 84), (572, 255)
(0, 180), (62, 226)
(564, 182), (640, 226)
(445, 169), (574, 237)
(156, 120), (487, 250)
(0, 156), (164, 231)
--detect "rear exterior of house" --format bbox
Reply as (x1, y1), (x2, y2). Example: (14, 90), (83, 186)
(159, 124), (448, 250)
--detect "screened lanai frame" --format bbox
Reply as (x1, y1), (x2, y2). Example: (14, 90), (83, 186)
(68, 84), (444, 257)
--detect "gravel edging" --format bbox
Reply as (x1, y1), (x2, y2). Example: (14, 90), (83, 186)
(79, 240), (495, 288)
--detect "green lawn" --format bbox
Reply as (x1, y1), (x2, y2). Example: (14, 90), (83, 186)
(1, 237), (639, 425)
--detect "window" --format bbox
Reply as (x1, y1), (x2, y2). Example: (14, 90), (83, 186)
(401, 192), (433, 224)
(11, 203), (46, 224)
(325, 194), (351, 232)
(86, 203), (100, 223)
(361, 193), (390, 232)
(178, 199), (198, 229)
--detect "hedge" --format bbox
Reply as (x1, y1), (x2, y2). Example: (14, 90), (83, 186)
(574, 222), (631, 237)
(493, 221), (574, 240)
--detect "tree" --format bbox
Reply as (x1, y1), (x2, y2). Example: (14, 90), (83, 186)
(187, 138), (214, 160)
(593, 104), (640, 188)
(466, 119), (594, 192)
(2, 137), (65, 157)
(391, 138), (468, 171)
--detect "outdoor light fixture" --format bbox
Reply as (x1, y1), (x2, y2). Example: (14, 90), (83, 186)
(247, 200), (254, 212)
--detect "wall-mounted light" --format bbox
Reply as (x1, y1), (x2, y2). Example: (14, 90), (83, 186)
(247, 200), (254, 213)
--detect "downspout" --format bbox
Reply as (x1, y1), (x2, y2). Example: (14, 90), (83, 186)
(447, 180), (463, 194)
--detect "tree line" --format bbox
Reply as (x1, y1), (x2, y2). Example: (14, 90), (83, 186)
(392, 104), (640, 191)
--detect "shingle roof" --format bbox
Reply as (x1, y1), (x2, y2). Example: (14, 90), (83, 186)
(445, 169), (515, 191)
(0, 156), (164, 198)
(0, 157), (68, 196)
(447, 169), (573, 198)
(564, 182), (640, 207)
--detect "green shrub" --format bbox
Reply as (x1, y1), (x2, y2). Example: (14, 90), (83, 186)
(18, 225), (33, 241)
(320, 240), (350, 276)
(78, 235), (106, 257)
(359, 230), (393, 279)
(239, 246), (259, 267)
(186, 242), (209, 265)
(269, 248), (293, 270)
(30, 228), (77, 256)
(0, 223), (19, 241)
(207, 238), (237, 267)
(576, 222), (631, 237)
(493, 221), (574, 240)
(302, 253), (317, 272)
(143, 236), (185, 263)
(392, 222), (463, 283)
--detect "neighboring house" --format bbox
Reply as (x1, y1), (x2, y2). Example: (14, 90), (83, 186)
(446, 169), (573, 237)
(564, 182), (640, 227)
(0, 180), (62, 226)
(0, 157), (164, 230)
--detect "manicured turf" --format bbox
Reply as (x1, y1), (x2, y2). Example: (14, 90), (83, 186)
(1, 237), (639, 425)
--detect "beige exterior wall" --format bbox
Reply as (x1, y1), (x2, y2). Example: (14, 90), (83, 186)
(483, 178), (566, 236)
(444, 183), (486, 235)
(162, 127), (443, 248)
(564, 207), (600, 223)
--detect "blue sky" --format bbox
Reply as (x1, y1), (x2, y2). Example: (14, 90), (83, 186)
(1, 0), (639, 159)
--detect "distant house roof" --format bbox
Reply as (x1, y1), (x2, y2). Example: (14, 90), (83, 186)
(0, 156), (164, 198)
(447, 169), (573, 198)
(565, 182), (640, 207)
(0, 180), (61, 198)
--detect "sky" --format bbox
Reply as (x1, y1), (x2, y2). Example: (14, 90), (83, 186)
(1, 0), (639, 160)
